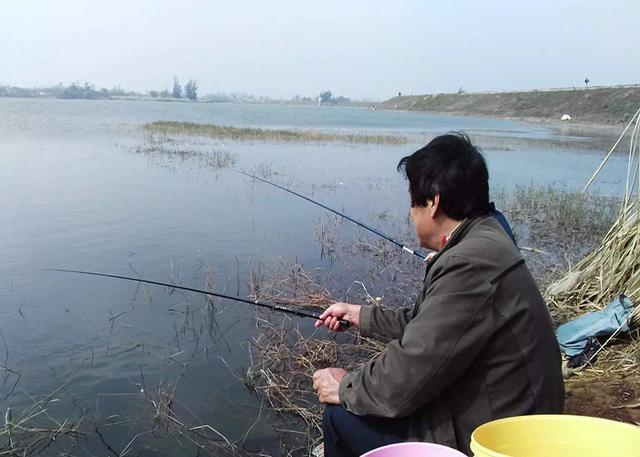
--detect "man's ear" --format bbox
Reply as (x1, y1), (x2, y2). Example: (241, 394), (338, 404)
(429, 194), (441, 218)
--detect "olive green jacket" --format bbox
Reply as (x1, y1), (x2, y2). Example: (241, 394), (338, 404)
(338, 216), (565, 455)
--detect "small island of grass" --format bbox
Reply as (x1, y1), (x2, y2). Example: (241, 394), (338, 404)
(142, 121), (408, 145)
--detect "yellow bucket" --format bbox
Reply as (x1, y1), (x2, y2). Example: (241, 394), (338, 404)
(470, 414), (640, 457)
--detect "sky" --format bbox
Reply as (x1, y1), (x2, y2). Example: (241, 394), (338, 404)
(1, 0), (638, 100)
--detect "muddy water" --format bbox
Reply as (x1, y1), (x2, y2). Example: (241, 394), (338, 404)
(0, 98), (629, 455)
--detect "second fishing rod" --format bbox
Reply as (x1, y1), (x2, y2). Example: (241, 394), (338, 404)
(233, 169), (427, 261)
(47, 269), (351, 329)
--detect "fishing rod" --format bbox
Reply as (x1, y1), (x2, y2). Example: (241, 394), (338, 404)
(233, 169), (427, 260)
(46, 269), (350, 329)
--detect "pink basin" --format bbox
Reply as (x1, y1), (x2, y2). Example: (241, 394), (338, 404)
(361, 442), (467, 457)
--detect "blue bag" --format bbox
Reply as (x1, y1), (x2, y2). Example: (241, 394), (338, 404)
(556, 294), (635, 357)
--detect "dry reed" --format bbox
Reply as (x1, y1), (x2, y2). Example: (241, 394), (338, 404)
(0, 380), (84, 456)
(546, 107), (640, 375)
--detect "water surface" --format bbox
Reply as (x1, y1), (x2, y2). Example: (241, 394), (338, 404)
(0, 98), (628, 455)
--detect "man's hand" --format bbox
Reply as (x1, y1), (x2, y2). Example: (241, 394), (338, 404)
(315, 302), (361, 331)
(313, 367), (348, 404)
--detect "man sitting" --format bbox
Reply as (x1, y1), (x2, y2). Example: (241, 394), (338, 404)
(313, 133), (564, 456)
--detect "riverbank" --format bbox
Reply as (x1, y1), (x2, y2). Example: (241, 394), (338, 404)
(381, 86), (640, 126)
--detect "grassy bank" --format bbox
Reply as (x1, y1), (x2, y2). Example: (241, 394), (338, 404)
(381, 86), (640, 125)
(142, 121), (408, 144)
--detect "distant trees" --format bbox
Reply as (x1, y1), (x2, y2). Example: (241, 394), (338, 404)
(61, 82), (102, 99)
(0, 81), (191, 100)
(170, 77), (198, 100)
(57, 83), (135, 99)
(184, 79), (198, 101)
(317, 90), (350, 106)
(172, 77), (182, 98)
(109, 86), (126, 96)
(318, 90), (332, 104)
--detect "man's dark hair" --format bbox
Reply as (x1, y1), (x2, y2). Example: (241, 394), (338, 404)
(397, 132), (490, 220)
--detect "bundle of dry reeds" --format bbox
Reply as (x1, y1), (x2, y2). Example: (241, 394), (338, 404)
(545, 108), (640, 370)
(245, 260), (389, 453)
(546, 109), (640, 319)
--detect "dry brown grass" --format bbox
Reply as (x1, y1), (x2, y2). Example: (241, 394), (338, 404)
(244, 259), (391, 453)
(545, 108), (640, 379)
(0, 380), (84, 456)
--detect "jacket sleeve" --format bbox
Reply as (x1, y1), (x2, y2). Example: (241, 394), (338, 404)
(359, 305), (414, 343)
(339, 255), (494, 418)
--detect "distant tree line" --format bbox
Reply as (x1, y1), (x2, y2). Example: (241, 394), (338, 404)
(0, 83), (134, 99)
(61, 83), (104, 99)
(148, 76), (198, 101)
(317, 90), (351, 105)
(0, 78), (199, 101)
(0, 82), (357, 106)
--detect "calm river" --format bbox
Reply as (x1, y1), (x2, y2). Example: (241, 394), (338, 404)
(0, 98), (627, 455)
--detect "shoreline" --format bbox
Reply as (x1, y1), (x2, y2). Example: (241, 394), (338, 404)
(379, 85), (639, 136)
(377, 107), (626, 144)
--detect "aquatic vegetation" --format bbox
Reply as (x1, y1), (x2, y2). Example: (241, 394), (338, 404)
(135, 134), (238, 170)
(497, 184), (619, 246)
(251, 162), (278, 179)
(142, 121), (409, 144)
(0, 379), (84, 456)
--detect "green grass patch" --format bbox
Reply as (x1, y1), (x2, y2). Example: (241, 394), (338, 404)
(142, 121), (408, 145)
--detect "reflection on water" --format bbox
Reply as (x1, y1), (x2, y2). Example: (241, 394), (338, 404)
(0, 98), (629, 455)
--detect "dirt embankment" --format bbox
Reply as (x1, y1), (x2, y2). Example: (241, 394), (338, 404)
(381, 86), (640, 125)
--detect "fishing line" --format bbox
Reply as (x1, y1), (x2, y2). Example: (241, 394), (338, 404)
(232, 169), (426, 260)
(45, 269), (350, 329)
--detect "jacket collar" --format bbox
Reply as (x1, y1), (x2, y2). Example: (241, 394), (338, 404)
(422, 216), (492, 279)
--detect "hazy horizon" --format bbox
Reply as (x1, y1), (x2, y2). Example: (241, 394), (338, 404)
(2, 0), (638, 100)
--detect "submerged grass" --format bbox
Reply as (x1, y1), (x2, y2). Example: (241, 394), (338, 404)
(0, 379), (84, 456)
(135, 133), (238, 170)
(489, 185), (620, 291)
(142, 121), (409, 145)
(494, 184), (619, 285)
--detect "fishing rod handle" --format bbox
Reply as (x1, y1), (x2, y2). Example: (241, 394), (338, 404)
(338, 319), (351, 330)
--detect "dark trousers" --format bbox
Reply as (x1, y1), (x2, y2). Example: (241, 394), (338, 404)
(322, 405), (411, 457)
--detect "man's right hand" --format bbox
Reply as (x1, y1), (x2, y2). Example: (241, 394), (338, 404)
(315, 302), (361, 331)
